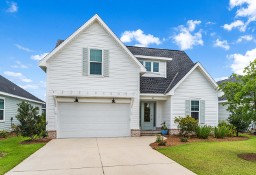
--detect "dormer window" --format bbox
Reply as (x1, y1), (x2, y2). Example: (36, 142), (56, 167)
(140, 61), (159, 73)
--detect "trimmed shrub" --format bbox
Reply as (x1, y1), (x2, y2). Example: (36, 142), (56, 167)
(214, 126), (228, 139)
(0, 130), (8, 138)
(180, 137), (188, 142)
(174, 116), (198, 137)
(218, 121), (236, 137)
(155, 135), (166, 146)
(195, 125), (212, 139)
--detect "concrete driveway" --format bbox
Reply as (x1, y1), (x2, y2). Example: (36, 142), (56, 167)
(7, 137), (195, 175)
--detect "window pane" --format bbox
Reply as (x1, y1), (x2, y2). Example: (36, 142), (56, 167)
(90, 49), (102, 62)
(0, 110), (3, 120)
(153, 62), (159, 72)
(0, 99), (4, 109)
(144, 103), (150, 122)
(191, 100), (199, 111)
(191, 112), (199, 120)
(145, 62), (151, 72)
(90, 62), (102, 75)
(139, 61), (143, 65)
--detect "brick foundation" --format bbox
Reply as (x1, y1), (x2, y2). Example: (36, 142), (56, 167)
(131, 129), (141, 137)
(47, 130), (57, 139)
(168, 129), (180, 135)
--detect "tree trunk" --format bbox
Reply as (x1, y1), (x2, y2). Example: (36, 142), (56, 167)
(236, 130), (239, 137)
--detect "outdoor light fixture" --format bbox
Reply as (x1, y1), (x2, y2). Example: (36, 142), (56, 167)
(112, 98), (116, 103)
(74, 97), (79, 103)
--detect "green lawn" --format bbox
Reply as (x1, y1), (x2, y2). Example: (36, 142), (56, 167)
(0, 136), (45, 175)
(158, 135), (256, 175)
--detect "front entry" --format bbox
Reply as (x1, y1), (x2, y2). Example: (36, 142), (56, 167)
(141, 102), (155, 130)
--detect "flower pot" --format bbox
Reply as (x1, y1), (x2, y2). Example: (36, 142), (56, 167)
(161, 130), (168, 135)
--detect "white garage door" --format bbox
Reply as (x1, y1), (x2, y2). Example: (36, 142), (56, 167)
(58, 102), (130, 138)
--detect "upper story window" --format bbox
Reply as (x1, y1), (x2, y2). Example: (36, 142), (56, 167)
(0, 98), (4, 121)
(191, 100), (199, 120)
(90, 49), (102, 75)
(140, 61), (159, 73)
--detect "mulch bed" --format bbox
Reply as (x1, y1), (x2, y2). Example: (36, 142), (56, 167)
(150, 135), (248, 149)
(238, 153), (256, 162)
(20, 138), (51, 144)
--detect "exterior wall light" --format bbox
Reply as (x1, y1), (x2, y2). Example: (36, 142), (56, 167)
(74, 97), (79, 103)
(112, 98), (116, 103)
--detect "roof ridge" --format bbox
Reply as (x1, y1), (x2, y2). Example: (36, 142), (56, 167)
(126, 45), (184, 52)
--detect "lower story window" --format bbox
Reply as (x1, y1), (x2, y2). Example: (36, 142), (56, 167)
(191, 100), (199, 120)
(0, 99), (4, 121)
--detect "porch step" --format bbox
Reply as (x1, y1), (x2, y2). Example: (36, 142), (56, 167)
(141, 130), (161, 136)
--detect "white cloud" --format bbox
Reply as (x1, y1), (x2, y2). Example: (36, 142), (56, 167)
(229, 48), (256, 74)
(173, 20), (203, 50)
(215, 76), (229, 82)
(120, 29), (161, 47)
(237, 35), (253, 42)
(223, 20), (245, 31)
(6, 1), (18, 13)
(15, 44), (33, 52)
(31, 53), (48, 61)
(12, 61), (28, 69)
(226, 0), (256, 32)
(4, 71), (32, 83)
(214, 39), (230, 50)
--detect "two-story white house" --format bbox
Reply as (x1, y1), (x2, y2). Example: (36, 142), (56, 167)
(39, 15), (219, 138)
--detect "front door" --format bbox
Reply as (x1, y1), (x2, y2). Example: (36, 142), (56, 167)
(141, 102), (155, 130)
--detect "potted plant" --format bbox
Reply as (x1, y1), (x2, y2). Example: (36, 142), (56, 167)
(161, 122), (168, 135)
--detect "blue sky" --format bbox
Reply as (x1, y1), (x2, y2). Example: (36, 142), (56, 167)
(1, 0), (256, 101)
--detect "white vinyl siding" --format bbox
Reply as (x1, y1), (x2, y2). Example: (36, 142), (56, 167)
(171, 68), (218, 129)
(218, 103), (231, 121)
(46, 21), (140, 131)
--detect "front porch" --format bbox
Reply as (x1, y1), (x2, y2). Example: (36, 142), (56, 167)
(139, 94), (171, 135)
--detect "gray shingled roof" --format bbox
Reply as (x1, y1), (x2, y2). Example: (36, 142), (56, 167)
(0, 75), (44, 103)
(127, 46), (196, 94)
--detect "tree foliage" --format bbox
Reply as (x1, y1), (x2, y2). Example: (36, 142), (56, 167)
(219, 59), (256, 136)
(14, 101), (47, 140)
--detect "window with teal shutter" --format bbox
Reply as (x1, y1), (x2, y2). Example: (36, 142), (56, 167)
(191, 100), (199, 120)
(0, 99), (4, 121)
(90, 49), (102, 75)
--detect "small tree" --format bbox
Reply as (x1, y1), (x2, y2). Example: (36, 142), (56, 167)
(219, 59), (256, 136)
(174, 116), (198, 137)
(14, 101), (47, 140)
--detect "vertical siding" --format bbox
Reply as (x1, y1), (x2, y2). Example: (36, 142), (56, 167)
(46, 21), (140, 131)
(171, 68), (218, 129)
(218, 103), (230, 121)
(162, 97), (171, 128)
(0, 95), (42, 131)
(156, 101), (163, 127)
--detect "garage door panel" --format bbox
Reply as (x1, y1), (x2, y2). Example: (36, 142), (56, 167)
(58, 102), (130, 138)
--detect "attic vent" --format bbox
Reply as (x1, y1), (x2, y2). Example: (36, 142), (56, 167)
(55, 39), (64, 48)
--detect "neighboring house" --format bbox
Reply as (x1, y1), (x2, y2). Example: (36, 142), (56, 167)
(0, 75), (45, 130)
(39, 14), (219, 138)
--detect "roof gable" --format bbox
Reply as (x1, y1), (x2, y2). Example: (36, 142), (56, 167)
(39, 14), (146, 72)
(0, 75), (44, 103)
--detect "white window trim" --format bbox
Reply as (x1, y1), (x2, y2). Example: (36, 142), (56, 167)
(88, 48), (104, 77)
(140, 61), (160, 73)
(0, 97), (5, 122)
(190, 99), (200, 121)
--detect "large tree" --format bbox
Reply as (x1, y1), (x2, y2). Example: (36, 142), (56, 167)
(219, 59), (256, 136)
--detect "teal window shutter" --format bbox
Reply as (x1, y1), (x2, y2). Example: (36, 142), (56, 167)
(83, 48), (89, 76)
(200, 100), (205, 124)
(185, 100), (190, 116)
(103, 50), (109, 77)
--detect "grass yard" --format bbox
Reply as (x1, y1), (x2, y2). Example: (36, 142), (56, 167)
(158, 135), (256, 175)
(0, 136), (46, 175)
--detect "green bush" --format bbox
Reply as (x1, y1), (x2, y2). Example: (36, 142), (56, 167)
(218, 121), (236, 137)
(14, 101), (48, 140)
(155, 134), (166, 146)
(195, 125), (212, 139)
(0, 130), (8, 138)
(214, 126), (228, 139)
(180, 137), (188, 142)
(174, 116), (198, 137)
